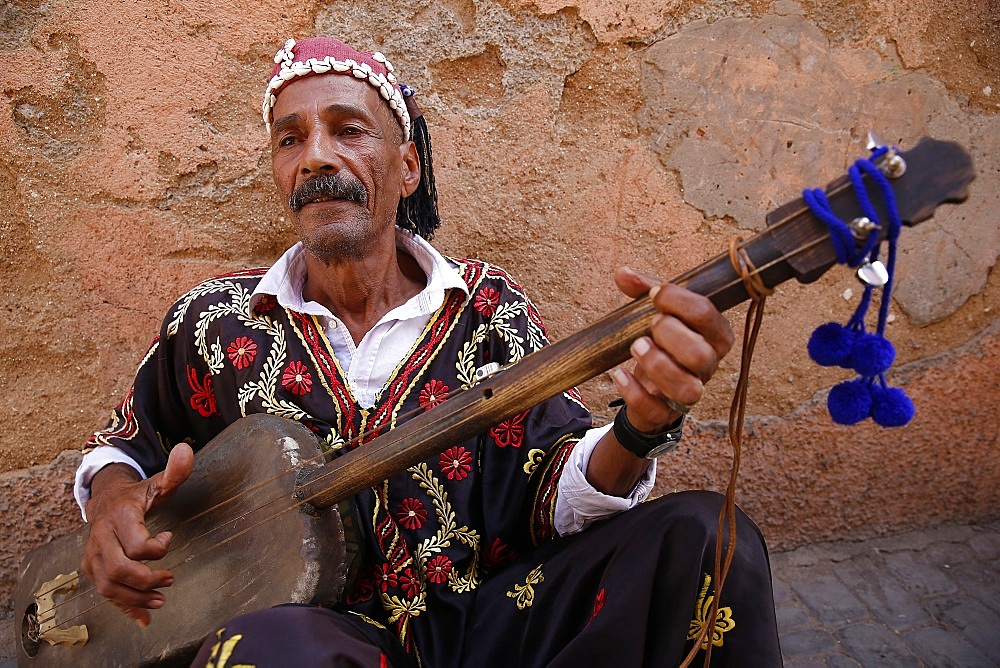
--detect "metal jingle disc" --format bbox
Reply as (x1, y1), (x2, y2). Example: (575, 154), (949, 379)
(857, 260), (889, 287)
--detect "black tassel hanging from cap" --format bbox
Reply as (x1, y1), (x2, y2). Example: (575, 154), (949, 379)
(397, 85), (441, 240)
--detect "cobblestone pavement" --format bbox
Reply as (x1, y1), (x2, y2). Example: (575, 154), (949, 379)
(771, 520), (1000, 667)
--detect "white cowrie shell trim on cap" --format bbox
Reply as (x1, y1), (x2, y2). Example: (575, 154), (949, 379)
(262, 40), (411, 140)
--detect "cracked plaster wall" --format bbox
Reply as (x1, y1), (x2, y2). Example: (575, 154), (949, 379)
(0, 0), (997, 632)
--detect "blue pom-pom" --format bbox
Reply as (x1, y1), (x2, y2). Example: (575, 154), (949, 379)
(851, 333), (896, 376)
(809, 323), (856, 368)
(828, 379), (872, 425)
(870, 385), (915, 427)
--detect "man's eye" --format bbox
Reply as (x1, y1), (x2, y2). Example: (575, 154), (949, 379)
(277, 135), (298, 147)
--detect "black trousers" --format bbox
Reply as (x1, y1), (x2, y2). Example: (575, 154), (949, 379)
(192, 491), (781, 667)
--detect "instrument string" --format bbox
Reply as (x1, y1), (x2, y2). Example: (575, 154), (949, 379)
(42, 225), (840, 629)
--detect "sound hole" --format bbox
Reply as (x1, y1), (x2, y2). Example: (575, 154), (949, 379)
(21, 602), (40, 657)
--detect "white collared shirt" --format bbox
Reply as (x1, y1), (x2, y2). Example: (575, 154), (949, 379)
(74, 230), (654, 534)
(252, 232), (470, 408)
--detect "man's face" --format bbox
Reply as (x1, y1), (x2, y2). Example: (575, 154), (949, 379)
(269, 74), (417, 263)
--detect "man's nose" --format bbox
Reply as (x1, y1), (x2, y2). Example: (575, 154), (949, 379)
(300, 130), (342, 175)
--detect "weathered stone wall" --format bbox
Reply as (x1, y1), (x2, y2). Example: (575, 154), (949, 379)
(0, 0), (996, 640)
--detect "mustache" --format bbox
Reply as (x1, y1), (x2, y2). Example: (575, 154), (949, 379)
(289, 173), (368, 213)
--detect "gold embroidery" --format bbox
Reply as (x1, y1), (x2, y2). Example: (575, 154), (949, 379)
(507, 564), (545, 610)
(410, 463), (481, 593)
(687, 573), (735, 649)
(385, 593), (428, 624)
(384, 592), (428, 652)
(347, 611), (387, 630)
(205, 628), (255, 668)
(488, 301), (529, 361)
(523, 448), (545, 475)
(456, 324), (490, 388)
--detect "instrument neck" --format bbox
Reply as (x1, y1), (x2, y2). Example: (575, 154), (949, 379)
(297, 212), (833, 510)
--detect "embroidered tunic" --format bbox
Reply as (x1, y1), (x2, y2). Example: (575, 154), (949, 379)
(86, 258), (592, 663)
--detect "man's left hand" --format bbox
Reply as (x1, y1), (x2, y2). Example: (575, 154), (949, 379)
(610, 267), (735, 433)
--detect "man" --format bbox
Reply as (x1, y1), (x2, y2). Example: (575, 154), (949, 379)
(76, 37), (781, 667)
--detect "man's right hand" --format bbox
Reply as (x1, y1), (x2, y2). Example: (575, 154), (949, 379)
(80, 444), (194, 627)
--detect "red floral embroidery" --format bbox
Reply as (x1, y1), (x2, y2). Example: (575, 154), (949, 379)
(226, 336), (258, 369)
(281, 360), (313, 395)
(346, 572), (374, 604)
(253, 294), (277, 314)
(374, 563), (398, 593)
(526, 299), (548, 337)
(489, 410), (528, 448)
(439, 446), (472, 481)
(473, 287), (501, 317)
(397, 498), (428, 530)
(399, 567), (420, 598)
(482, 537), (516, 570)
(186, 367), (217, 417)
(426, 555), (452, 584)
(418, 379), (449, 411)
(591, 588), (607, 621)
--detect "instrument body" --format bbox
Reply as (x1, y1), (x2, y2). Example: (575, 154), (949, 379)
(15, 415), (349, 667)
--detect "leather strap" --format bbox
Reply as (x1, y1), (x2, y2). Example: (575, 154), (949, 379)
(682, 238), (769, 667)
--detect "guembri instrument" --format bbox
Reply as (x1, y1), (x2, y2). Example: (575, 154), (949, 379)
(14, 137), (975, 667)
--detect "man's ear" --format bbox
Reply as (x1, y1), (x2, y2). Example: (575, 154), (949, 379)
(399, 140), (421, 198)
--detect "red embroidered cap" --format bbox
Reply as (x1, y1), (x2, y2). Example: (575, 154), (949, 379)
(262, 37), (411, 139)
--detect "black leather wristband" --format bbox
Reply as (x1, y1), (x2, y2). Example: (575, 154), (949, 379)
(612, 405), (684, 459)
